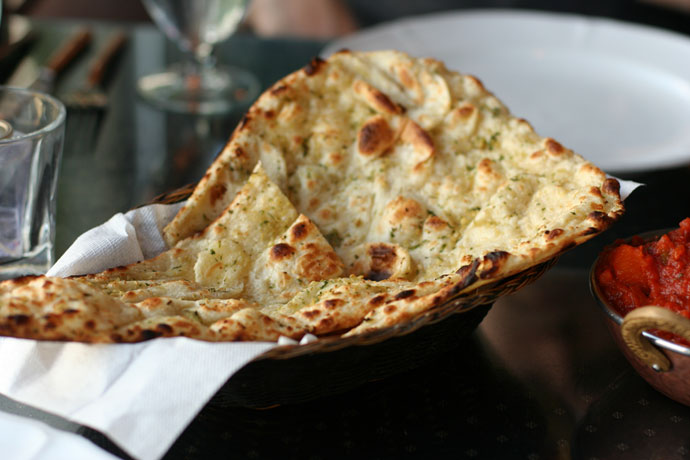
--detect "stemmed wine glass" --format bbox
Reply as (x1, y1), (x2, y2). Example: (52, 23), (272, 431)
(138, 0), (260, 114)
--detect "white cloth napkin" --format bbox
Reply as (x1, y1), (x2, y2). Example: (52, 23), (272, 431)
(0, 203), (279, 460)
(0, 410), (120, 460)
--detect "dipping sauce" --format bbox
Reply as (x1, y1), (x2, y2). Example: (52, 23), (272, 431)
(595, 218), (690, 345)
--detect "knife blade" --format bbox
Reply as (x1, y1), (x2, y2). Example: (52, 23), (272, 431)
(0, 16), (38, 83)
(7, 27), (93, 93)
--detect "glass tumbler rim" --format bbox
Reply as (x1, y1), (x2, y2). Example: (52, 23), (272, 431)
(0, 85), (66, 145)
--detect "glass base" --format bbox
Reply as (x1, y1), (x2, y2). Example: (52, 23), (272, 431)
(137, 63), (260, 115)
(0, 244), (53, 280)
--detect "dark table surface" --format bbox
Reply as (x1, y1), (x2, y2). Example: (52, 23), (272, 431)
(2, 5), (690, 459)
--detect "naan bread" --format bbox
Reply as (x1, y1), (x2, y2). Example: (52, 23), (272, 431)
(0, 276), (142, 342)
(166, 49), (622, 287)
(0, 50), (624, 342)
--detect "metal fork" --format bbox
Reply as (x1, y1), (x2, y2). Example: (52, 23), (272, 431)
(62, 31), (128, 155)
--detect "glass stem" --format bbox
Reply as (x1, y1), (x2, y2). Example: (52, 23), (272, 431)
(181, 44), (215, 92)
(193, 43), (215, 76)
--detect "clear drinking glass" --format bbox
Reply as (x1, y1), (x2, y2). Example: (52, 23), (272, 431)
(138, 0), (260, 114)
(0, 86), (66, 280)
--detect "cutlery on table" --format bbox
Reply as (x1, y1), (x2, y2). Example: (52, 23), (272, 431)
(61, 31), (128, 110)
(61, 31), (128, 155)
(2, 27), (91, 130)
(15, 27), (93, 93)
(0, 16), (38, 84)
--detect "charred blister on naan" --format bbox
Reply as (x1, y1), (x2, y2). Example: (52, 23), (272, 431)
(394, 289), (416, 300)
(303, 57), (326, 76)
(208, 184), (227, 206)
(544, 228), (565, 241)
(544, 138), (565, 156)
(324, 298), (345, 309)
(269, 84), (289, 96)
(365, 244), (397, 281)
(530, 150), (544, 160)
(357, 115), (396, 157)
(270, 243), (297, 261)
(448, 263), (480, 297)
(455, 259), (480, 281)
(116, 316), (208, 342)
(258, 108), (276, 120)
(289, 291), (365, 334)
(424, 215), (450, 232)
(352, 79), (405, 115)
(289, 221), (309, 242)
(579, 225), (600, 238)
(363, 242), (416, 281)
(589, 187), (604, 200)
(232, 146), (249, 161)
(587, 210), (615, 229)
(602, 178), (621, 196)
(454, 103), (476, 120)
(368, 294), (387, 307)
(0, 315), (38, 339)
(478, 251), (510, 279)
(297, 307), (321, 321)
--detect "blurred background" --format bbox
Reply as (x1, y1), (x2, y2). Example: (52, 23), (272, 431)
(5, 0), (690, 37)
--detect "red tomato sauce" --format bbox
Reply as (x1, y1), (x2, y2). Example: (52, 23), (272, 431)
(595, 218), (690, 345)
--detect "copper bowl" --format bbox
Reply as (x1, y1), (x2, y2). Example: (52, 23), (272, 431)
(590, 230), (690, 407)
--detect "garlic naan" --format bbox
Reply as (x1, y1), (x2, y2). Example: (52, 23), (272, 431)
(0, 50), (623, 342)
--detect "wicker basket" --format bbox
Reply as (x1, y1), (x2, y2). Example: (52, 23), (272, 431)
(150, 184), (557, 407)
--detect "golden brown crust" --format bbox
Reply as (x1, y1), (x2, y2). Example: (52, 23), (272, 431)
(0, 277), (142, 342)
(357, 115), (396, 157)
(353, 79), (405, 115)
(0, 50), (625, 343)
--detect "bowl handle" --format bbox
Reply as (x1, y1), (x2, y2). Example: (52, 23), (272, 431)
(621, 306), (690, 372)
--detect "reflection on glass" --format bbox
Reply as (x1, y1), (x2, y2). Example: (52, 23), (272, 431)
(0, 87), (66, 279)
(138, 0), (259, 114)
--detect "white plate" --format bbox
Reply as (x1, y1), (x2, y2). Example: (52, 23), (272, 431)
(322, 10), (690, 173)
